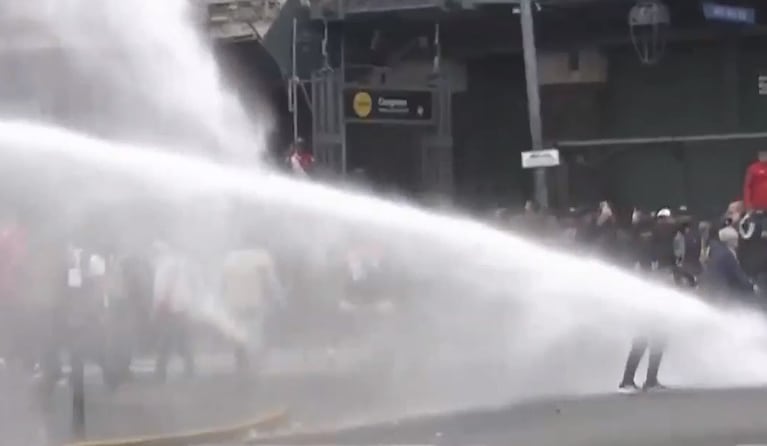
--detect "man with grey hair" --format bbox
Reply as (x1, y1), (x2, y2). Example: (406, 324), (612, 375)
(699, 226), (755, 303)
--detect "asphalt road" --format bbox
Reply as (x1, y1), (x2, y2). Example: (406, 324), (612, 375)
(0, 350), (391, 445)
(8, 350), (767, 446)
(8, 362), (767, 446)
(257, 386), (767, 446)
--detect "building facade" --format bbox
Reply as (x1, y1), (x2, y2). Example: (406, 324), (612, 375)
(262, 0), (767, 215)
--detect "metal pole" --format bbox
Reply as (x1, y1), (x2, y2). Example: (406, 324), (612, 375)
(291, 17), (299, 143)
(339, 29), (348, 176)
(520, 0), (548, 208)
(71, 352), (85, 439)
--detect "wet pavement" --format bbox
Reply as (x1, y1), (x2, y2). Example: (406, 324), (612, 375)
(50, 372), (384, 443)
(257, 386), (767, 446)
(0, 349), (388, 445)
(8, 350), (767, 446)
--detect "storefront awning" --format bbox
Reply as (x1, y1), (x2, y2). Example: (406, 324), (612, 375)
(262, 0), (311, 79)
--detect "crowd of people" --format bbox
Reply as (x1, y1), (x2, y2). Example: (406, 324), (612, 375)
(0, 209), (396, 399)
(282, 140), (767, 392)
(3, 138), (767, 401)
(0, 207), (309, 396)
(496, 152), (767, 392)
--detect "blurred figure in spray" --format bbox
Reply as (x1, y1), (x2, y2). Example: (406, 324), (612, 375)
(601, 204), (636, 269)
(119, 250), (155, 359)
(285, 138), (314, 177)
(220, 247), (283, 373)
(557, 207), (580, 247)
(21, 227), (67, 399)
(511, 200), (546, 237)
(152, 242), (196, 381)
(40, 241), (102, 401)
(80, 250), (121, 387)
(344, 241), (374, 310)
(672, 214), (701, 288)
(651, 208), (677, 273)
(591, 201), (622, 256)
(574, 206), (600, 246)
(630, 208), (655, 269)
(699, 226), (755, 306)
(0, 210), (28, 368)
(698, 221), (713, 264)
(724, 200), (744, 228)
(93, 252), (135, 389)
(618, 207), (669, 392)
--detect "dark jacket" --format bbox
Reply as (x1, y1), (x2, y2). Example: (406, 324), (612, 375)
(700, 240), (753, 297)
(674, 228), (703, 276)
(632, 218), (655, 269)
(652, 221), (677, 269)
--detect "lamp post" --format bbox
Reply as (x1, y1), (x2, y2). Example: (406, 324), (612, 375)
(519, 0), (548, 208)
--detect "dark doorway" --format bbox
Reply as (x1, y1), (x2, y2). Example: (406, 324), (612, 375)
(347, 124), (423, 196)
(213, 39), (291, 162)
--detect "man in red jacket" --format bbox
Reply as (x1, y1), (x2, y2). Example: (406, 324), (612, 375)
(286, 138), (314, 177)
(743, 152), (767, 211)
(739, 152), (767, 300)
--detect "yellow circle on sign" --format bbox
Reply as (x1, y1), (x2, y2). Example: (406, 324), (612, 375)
(352, 91), (373, 118)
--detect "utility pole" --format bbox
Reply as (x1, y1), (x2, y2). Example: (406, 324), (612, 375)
(291, 17), (299, 143)
(520, 0), (548, 208)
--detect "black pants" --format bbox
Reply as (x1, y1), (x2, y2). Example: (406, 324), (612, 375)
(621, 336), (665, 386)
(154, 312), (195, 381)
(673, 264), (698, 288)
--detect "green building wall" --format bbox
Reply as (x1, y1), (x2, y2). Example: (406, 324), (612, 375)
(456, 38), (767, 216)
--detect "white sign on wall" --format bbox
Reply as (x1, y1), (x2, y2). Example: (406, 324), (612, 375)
(759, 75), (767, 96)
(521, 149), (560, 169)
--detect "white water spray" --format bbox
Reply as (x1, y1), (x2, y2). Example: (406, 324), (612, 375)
(0, 0), (266, 158)
(1, 0), (767, 437)
(6, 120), (767, 394)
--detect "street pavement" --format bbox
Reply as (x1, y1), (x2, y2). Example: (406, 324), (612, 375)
(0, 348), (393, 445)
(10, 348), (767, 446)
(258, 386), (767, 446)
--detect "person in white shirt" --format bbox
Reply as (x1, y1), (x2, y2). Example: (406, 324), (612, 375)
(220, 247), (283, 372)
(152, 241), (196, 381)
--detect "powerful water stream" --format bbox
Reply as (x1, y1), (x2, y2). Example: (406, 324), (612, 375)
(2, 0), (767, 443)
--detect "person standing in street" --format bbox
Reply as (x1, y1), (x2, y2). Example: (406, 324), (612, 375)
(699, 226), (756, 306)
(285, 138), (314, 177)
(672, 216), (702, 288)
(152, 242), (196, 382)
(220, 247), (283, 374)
(618, 208), (672, 392)
(0, 211), (28, 369)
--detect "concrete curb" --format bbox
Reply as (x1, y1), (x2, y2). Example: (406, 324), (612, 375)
(67, 409), (289, 446)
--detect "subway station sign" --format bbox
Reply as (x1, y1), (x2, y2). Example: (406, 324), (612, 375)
(702, 2), (756, 24)
(344, 89), (434, 123)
